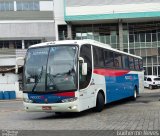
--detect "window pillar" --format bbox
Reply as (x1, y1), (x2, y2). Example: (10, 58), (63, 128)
(22, 40), (25, 49)
(67, 23), (72, 40)
(118, 20), (123, 51)
(14, 1), (17, 11)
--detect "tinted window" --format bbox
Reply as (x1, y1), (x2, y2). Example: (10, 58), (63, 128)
(17, 1), (39, 11)
(0, 2), (14, 11)
(129, 57), (135, 70)
(24, 47), (49, 92)
(114, 53), (122, 69)
(154, 78), (160, 81)
(139, 59), (143, 70)
(135, 58), (140, 70)
(147, 78), (152, 81)
(24, 40), (41, 49)
(104, 50), (114, 68)
(122, 55), (129, 69)
(46, 46), (78, 91)
(80, 44), (92, 89)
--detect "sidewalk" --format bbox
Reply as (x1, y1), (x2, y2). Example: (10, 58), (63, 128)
(0, 98), (23, 102)
(143, 88), (160, 93)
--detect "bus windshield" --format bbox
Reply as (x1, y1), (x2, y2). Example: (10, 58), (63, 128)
(24, 45), (78, 93)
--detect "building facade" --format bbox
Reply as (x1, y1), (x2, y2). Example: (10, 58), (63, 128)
(0, 0), (55, 96)
(58, 0), (160, 76)
(0, 0), (55, 65)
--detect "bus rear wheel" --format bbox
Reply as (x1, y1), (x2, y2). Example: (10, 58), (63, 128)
(132, 87), (137, 100)
(95, 92), (104, 112)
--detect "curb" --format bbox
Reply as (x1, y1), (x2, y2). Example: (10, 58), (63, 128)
(0, 99), (23, 102)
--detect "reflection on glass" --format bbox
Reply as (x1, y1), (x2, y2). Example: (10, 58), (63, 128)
(24, 47), (49, 92)
(47, 46), (78, 92)
(24, 45), (78, 93)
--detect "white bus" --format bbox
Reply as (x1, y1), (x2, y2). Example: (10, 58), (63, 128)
(23, 40), (144, 112)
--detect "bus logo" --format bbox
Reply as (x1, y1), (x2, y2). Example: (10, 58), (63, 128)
(30, 96), (42, 99)
(125, 76), (133, 80)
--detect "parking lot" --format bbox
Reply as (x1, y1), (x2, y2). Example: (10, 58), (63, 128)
(0, 88), (160, 131)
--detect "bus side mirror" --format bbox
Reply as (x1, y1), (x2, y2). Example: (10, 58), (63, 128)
(82, 63), (87, 75)
(79, 57), (88, 76)
(15, 57), (25, 74)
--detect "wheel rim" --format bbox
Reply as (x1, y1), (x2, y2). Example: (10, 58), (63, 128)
(134, 90), (137, 98)
(149, 85), (152, 89)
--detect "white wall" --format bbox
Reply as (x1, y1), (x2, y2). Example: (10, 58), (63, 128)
(40, 1), (54, 11)
(0, 22), (55, 39)
(0, 73), (22, 98)
(0, 58), (16, 66)
(66, 2), (160, 16)
(54, 0), (66, 40)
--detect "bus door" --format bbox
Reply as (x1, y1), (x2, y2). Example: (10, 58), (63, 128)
(78, 44), (95, 110)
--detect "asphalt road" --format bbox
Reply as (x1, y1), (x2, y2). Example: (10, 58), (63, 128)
(0, 88), (160, 131)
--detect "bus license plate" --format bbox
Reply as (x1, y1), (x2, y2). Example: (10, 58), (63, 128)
(42, 106), (52, 110)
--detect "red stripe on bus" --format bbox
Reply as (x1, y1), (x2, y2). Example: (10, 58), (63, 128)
(55, 92), (75, 97)
(93, 69), (130, 76)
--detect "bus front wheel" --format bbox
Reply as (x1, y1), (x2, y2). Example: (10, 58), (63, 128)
(95, 92), (104, 112)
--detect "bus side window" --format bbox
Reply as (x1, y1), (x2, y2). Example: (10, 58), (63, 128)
(93, 46), (105, 68)
(139, 59), (143, 70)
(129, 56), (135, 70)
(114, 53), (122, 69)
(104, 50), (114, 68)
(122, 55), (129, 69)
(135, 58), (140, 70)
(79, 44), (92, 89)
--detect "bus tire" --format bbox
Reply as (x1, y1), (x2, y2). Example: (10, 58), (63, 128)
(55, 112), (62, 115)
(132, 87), (137, 100)
(95, 92), (104, 112)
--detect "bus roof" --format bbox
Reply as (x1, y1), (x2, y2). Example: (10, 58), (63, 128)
(29, 39), (142, 59)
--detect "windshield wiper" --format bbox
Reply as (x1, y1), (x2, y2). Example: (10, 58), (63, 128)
(32, 66), (43, 92)
(53, 68), (75, 77)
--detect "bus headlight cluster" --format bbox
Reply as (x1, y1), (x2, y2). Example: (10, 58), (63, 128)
(23, 98), (33, 103)
(61, 97), (77, 103)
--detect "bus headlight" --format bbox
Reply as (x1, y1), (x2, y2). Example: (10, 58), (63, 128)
(61, 97), (77, 103)
(23, 98), (33, 103)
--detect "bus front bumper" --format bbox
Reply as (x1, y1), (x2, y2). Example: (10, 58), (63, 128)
(23, 101), (80, 112)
